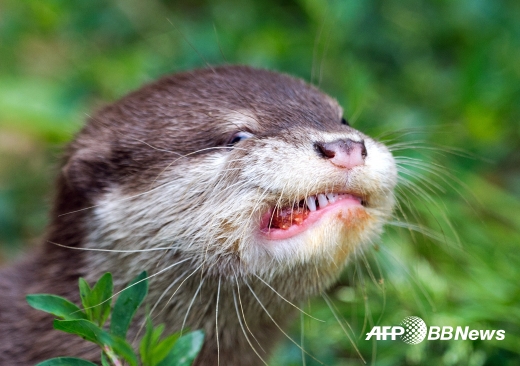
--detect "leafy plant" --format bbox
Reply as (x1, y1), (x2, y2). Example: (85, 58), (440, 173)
(26, 271), (204, 366)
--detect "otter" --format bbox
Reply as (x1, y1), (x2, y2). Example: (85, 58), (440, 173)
(0, 65), (397, 365)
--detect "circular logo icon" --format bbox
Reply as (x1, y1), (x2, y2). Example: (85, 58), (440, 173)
(400, 316), (427, 344)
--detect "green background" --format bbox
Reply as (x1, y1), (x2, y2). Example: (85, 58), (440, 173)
(1, 0), (519, 365)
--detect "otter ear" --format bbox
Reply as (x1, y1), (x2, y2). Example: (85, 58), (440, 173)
(62, 145), (112, 196)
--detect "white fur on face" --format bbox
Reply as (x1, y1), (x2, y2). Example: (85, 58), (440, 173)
(85, 125), (396, 300)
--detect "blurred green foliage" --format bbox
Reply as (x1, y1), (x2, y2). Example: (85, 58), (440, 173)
(0, 0), (519, 365)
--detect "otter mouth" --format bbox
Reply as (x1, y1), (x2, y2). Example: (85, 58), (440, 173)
(260, 193), (365, 240)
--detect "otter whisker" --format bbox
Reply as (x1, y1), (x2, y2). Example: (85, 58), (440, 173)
(377, 127), (432, 141)
(355, 261), (375, 342)
(159, 263), (204, 315)
(390, 142), (479, 160)
(269, 181), (290, 231)
(397, 173), (447, 214)
(389, 188), (411, 223)
(379, 244), (437, 311)
(197, 158), (254, 256)
(252, 274), (324, 322)
(397, 159), (456, 193)
(396, 157), (477, 205)
(232, 289), (268, 366)
(397, 171), (454, 237)
(396, 158), (471, 245)
(387, 221), (458, 247)
(133, 138), (182, 155)
(397, 165), (446, 194)
(81, 258), (191, 313)
(58, 149), (246, 219)
(393, 186), (425, 244)
(235, 186), (270, 249)
(368, 245), (387, 326)
(59, 173), (211, 219)
(313, 264), (322, 295)
(378, 243), (431, 316)
(396, 177), (461, 247)
(321, 293), (366, 364)
(181, 277), (205, 334)
(216, 277), (221, 366)
(300, 312), (307, 366)
(310, 3), (329, 85)
(230, 268), (266, 353)
(170, 20), (264, 126)
(133, 268), (191, 343)
(84, 114), (182, 157)
(377, 125), (460, 142)
(83, 114), (183, 156)
(317, 16), (337, 88)
(47, 240), (174, 253)
(149, 145), (248, 189)
(245, 281), (324, 365)
(150, 269), (191, 318)
(326, 251), (340, 270)
(398, 167), (442, 207)
(358, 251), (382, 292)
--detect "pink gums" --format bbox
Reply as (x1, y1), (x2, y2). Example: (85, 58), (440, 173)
(260, 195), (363, 240)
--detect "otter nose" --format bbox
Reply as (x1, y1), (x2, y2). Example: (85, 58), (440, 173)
(316, 139), (367, 169)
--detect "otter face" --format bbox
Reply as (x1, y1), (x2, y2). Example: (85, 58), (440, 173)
(67, 65), (396, 303)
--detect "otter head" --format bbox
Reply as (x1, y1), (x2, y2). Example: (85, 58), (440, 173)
(55, 65), (396, 332)
(57, 65), (397, 298)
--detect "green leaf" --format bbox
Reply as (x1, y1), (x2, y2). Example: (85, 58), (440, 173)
(101, 352), (110, 366)
(111, 271), (148, 338)
(53, 319), (138, 366)
(26, 294), (87, 320)
(140, 319), (181, 366)
(89, 272), (113, 326)
(78, 273), (113, 326)
(36, 357), (98, 366)
(99, 332), (139, 366)
(151, 332), (181, 365)
(139, 316), (155, 365)
(157, 330), (205, 366)
(151, 324), (165, 347)
(53, 319), (105, 344)
(78, 278), (92, 320)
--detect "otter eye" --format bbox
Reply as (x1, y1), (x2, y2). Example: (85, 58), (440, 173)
(227, 131), (254, 146)
(341, 117), (350, 126)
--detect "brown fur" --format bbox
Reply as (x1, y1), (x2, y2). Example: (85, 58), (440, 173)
(0, 66), (396, 365)
(0, 181), (98, 362)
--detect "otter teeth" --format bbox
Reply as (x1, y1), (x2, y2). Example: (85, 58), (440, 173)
(305, 196), (317, 211)
(317, 194), (328, 209)
(304, 193), (359, 211)
(326, 193), (336, 203)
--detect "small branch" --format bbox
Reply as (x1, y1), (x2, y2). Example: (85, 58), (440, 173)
(103, 345), (123, 366)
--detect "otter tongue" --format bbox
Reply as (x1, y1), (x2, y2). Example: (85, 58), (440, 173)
(269, 206), (310, 230)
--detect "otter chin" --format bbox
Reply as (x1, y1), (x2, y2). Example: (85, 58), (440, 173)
(0, 65), (397, 365)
